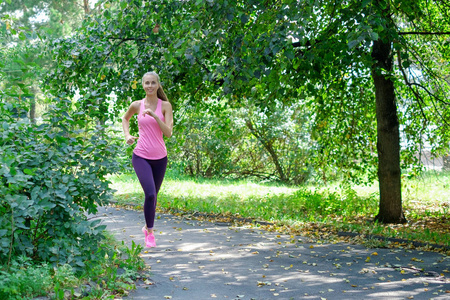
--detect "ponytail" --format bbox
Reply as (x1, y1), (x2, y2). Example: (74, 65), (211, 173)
(157, 86), (169, 102)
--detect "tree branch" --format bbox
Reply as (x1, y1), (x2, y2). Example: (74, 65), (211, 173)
(399, 31), (450, 35)
(108, 37), (148, 42)
(397, 49), (429, 121)
(397, 49), (450, 127)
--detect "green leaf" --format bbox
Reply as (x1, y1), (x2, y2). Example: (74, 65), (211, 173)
(18, 32), (27, 41)
(369, 32), (379, 41)
(240, 14), (249, 24)
(348, 40), (360, 49)
(23, 169), (34, 175)
(402, 60), (412, 68)
(285, 48), (294, 60)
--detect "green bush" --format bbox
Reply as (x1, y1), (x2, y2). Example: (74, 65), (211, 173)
(0, 98), (123, 267)
(0, 240), (146, 300)
(0, 256), (52, 300)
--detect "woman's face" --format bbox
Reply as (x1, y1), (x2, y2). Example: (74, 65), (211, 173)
(142, 74), (159, 95)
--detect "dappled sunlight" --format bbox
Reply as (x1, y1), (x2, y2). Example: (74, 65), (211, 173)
(173, 242), (217, 252)
(95, 206), (450, 299)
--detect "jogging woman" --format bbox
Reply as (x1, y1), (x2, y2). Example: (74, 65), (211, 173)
(122, 71), (173, 248)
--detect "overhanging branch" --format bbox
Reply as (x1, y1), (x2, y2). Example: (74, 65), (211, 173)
(397, 49), (450, 127)
(399, 31), (450, 35)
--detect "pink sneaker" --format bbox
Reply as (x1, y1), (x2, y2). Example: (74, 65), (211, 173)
(142, 227), (156, 248)
(146, 232), (156, 248)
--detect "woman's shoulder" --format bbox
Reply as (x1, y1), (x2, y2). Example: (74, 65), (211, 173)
(131, 99), (143, 108)
(161, 100), (172, 110)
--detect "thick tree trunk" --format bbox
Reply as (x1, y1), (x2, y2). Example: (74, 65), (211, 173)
(371, 39), (406, 224)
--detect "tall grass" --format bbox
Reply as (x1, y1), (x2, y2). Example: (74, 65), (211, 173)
(110, 170), (450, 249)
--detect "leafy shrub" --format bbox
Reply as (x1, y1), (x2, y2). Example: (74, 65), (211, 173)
(0, 239), (146, 300)
(0, 98), (123, 267)
(0, 256), (52, 300)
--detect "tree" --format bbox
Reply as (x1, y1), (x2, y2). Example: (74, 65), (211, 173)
(46, 0), (450, 224)
(0, 0), (96, 34)
(0, 0), (100, 122)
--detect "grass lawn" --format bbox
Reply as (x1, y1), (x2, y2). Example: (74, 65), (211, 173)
(109, 170), (450, 253)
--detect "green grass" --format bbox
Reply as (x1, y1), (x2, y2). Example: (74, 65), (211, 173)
(110, 170), (450, 252)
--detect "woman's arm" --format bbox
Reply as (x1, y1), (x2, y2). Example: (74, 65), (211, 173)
(142, 101), (174, 138)
(122, 101), (140, 145)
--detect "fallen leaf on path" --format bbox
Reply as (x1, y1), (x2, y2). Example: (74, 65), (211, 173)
(144, 279), (154, 285)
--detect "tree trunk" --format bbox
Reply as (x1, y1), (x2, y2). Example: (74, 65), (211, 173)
(83, 0), (90, 14)
(29, 97), (36, 124)
(246, 120), (287, 182)
(371, 38), (406, 224)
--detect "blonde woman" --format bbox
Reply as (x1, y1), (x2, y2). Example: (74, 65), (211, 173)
(122, 71), (173, 248)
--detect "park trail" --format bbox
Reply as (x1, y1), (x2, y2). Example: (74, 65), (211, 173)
(93, 205), (450, 300)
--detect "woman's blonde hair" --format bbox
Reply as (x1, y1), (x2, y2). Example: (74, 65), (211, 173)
(142, 71), (169, 102)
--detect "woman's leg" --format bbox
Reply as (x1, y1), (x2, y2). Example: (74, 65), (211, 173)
(132, 154), (167, 230)
(132, 153), (157, 230)
(145, 156), (167, 231)
(151, 156), (168, 198)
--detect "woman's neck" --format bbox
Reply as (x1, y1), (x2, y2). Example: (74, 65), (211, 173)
(145, 94), (158, 103)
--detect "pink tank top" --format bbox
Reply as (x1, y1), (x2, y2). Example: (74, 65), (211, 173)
(133, 99), (167, 160)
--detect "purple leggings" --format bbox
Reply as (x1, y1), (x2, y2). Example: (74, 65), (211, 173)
(132, 153), (167, 229)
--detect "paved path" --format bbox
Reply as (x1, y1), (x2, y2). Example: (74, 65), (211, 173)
(94, 206), (450, 300)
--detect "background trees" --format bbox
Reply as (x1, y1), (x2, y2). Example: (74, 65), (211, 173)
(0, 0), (100, 122)
(45, 0), (449, 224)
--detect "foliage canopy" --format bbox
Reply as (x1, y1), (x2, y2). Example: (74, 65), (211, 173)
(46, 0), (450, 177)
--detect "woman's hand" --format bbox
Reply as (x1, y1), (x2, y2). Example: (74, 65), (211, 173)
(142, 108), (157, 119)
(125, 135), (138, 145)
